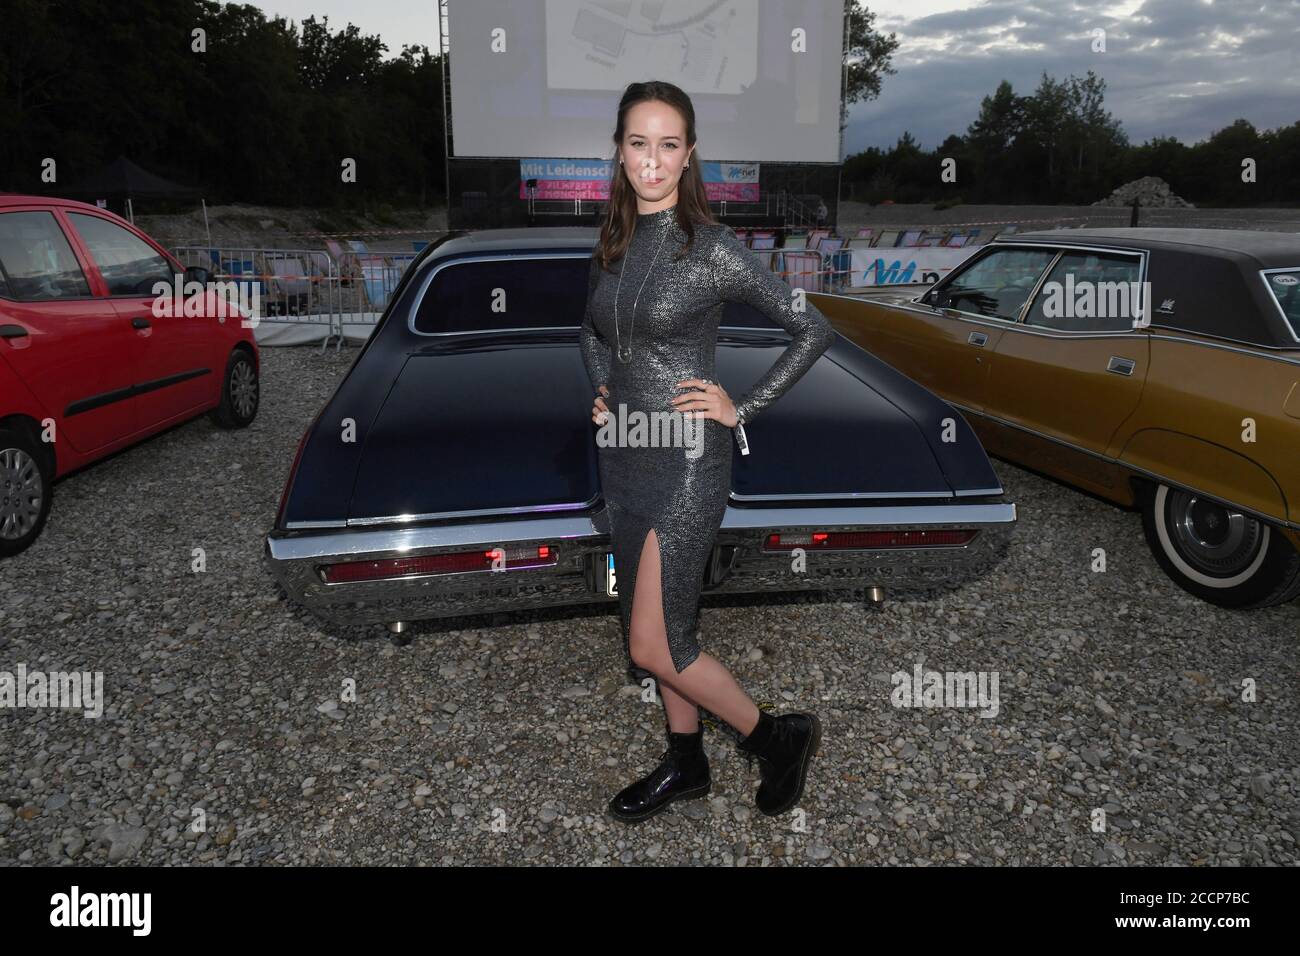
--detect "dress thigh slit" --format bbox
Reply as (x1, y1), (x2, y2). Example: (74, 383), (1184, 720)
(609, 501), (703, 676)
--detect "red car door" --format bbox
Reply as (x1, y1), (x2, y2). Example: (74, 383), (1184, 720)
(63, 210), (214, 424)
(0, 208), (140, 452)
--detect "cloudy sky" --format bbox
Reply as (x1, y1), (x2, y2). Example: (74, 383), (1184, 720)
(849, 0), (1300, 152)
(254, 0), (1300, 154)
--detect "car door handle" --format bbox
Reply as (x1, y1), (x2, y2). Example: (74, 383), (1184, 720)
(968, 331), (988, 347)
(131, 317), (152, 329)
(1107, 355), (1136, 376)
(0, 324), (29, 339)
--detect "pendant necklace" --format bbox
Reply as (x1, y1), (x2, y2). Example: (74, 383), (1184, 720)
(614, 216), (671, 364)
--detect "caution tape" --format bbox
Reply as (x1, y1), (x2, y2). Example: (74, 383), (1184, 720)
(203, 273), (341, 283)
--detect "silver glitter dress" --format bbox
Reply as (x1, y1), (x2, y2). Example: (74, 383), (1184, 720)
(580, 205), (835, 673)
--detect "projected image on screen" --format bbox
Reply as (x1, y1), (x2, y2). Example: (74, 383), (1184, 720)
(552, 0), (757, 94)
(448, 0), (843, 163)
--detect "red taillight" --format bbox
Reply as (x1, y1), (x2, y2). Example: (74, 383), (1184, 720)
(320, 544), (558, 584)
(763, 529), (976, 551)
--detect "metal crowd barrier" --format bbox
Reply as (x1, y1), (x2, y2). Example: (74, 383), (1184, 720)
(171, 245), (420, 350)
(740, 224), (1022, 294)
(172, 227), (987, 348)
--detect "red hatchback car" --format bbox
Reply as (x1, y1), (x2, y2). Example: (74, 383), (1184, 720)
(0, 195), (260, 556)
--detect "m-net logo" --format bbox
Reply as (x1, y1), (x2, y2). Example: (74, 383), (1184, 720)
(867, 258), (917, 284)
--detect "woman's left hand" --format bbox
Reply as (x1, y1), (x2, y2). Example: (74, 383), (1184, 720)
(671, 379), (739, 427)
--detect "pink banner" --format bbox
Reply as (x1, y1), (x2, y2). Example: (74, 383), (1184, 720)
(521, 181), (607, 200)
(707, 182), (760, 202)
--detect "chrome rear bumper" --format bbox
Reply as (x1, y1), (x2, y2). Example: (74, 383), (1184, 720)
(263, 501), (1017, 627)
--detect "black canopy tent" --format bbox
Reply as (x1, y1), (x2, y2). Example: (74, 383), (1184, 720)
(59, 156), (200, 220)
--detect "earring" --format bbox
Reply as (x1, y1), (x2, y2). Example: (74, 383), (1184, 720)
(684, 163), (690, 169)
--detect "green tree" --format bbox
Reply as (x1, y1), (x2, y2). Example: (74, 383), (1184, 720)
(840, 1), (900, 137)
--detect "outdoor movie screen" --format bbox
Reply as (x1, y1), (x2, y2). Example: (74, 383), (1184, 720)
(447, 0), (845, 163)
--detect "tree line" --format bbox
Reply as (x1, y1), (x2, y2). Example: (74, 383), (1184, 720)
(844, 72), (1300, 207)
(0, 0), (443, 207)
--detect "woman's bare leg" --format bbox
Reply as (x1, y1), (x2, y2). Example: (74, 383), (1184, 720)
(659, 681), (700, 734)
(629, 528), (762, 737)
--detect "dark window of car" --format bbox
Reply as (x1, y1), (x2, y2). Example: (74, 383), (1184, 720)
(67, 212), (174, 296)
(1263, 269), (1300, 341)
(413, 255), (785, 335)
(414, 256), (591, 333)
(1023, 251), (1144, 332)
(719, 299), (783, 331)
(0, 210), (92, 300)
(922, 247), (1057, 320)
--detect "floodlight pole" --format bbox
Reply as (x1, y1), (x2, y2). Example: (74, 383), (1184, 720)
(441, 0), (452, 224)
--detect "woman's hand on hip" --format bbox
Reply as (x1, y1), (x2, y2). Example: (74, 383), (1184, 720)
(671, 379), (738, 427)
(591, 384), (610, 425)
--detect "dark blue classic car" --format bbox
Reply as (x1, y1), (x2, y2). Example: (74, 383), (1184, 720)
(263, 227), (1017, 634)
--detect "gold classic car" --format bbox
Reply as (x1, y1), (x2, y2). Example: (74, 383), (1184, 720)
(817, 228), (1300, 609)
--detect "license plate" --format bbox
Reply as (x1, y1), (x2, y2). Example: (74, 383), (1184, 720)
(606, 552), (618, 597)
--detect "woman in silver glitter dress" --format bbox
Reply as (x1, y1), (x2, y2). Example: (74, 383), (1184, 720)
(580, 82), (834, 823)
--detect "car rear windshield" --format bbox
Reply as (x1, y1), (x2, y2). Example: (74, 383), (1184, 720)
(413, 255), (782, 334)
(1263, 269), (1300, 341)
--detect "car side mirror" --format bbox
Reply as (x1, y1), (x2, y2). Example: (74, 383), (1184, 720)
(184, 265), (212, 289)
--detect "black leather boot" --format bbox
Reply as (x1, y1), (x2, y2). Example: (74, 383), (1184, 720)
(607, 722), (710, 824)
(735, 709), (822, 816)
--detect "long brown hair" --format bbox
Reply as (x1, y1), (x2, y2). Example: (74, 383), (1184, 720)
(592, 81), (716, 273)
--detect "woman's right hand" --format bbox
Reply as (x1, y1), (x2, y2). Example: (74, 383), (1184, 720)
(591, 384), (610, 425)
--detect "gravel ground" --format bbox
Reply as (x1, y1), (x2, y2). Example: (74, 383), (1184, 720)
(1, 345), (1297, 866)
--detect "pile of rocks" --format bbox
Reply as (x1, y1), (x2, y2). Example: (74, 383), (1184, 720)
(1092, 176), (1195, 208)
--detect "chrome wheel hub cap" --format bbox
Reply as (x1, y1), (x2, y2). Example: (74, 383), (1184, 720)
(231, 361), (258, 418)
(1168, 489), (1263, 577)
(0, 447), (42, 540)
